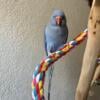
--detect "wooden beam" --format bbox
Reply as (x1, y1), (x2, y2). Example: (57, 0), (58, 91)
(75, 0), (100, 100)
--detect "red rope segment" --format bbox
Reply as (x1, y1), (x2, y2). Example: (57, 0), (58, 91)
(32, 29), (88, 100)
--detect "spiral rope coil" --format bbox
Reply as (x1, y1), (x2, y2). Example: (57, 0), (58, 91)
(32, 29), (99, 100)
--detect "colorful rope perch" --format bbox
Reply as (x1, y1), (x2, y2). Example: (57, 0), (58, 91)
(32, 29), (88, 100)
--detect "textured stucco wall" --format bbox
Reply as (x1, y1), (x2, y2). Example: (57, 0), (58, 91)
(0, 0), (99, 100)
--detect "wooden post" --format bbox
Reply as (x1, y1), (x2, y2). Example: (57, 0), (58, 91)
(75, 0), (100, 100)
(91, 64), (100, 86)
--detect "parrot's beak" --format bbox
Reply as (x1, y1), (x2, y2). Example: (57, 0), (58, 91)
(56, 16), (62, 26)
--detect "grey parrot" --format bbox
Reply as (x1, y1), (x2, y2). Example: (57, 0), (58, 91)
(44, 10), (68, 100)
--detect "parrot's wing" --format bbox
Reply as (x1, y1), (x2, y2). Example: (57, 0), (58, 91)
(44, 27), (48, 56)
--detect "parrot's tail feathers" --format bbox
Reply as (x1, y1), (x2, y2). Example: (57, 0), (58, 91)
(48, 65), (54, 100)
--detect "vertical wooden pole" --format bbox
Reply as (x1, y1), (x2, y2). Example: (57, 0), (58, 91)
(75, 0), (100, 100)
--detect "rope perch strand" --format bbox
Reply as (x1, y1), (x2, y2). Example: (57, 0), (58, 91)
(32, 29), (88, 100)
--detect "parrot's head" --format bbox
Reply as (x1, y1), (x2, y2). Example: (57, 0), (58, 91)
(50, 10), (67, 27)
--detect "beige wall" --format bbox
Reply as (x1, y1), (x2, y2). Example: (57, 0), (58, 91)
(0, 0), (99, 100)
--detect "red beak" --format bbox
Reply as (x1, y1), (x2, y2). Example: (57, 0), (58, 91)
(56, 16), (62, 26)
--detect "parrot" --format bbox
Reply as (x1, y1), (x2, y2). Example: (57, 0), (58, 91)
(44, 10), (68, 100)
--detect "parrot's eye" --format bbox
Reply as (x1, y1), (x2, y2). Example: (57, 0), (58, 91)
(62, 16), (65, 20)
(53, 15), (56, 18)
